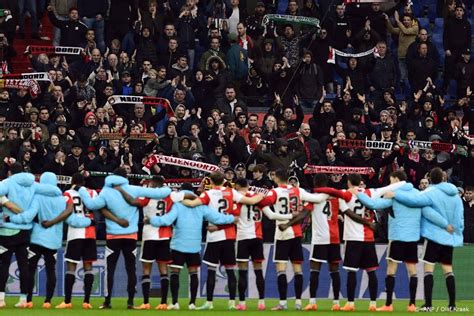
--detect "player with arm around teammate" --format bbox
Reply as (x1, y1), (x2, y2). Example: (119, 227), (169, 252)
(146, 183), (237, 310)
(385, 167), (464, 311)
(258, 169), (329, 311)
(232, 178), (295, 311)
(279, 173), (352, 311)
(181, 171), (264, 310)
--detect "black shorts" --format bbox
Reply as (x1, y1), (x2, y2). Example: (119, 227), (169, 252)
(170, 250), (201, 269)
(421, 239), (453, 265)
(343, 241), (379, 271)
(65, 239), (97, 263)
(387, 240), (418, 263)
(274, 238), (304, 263)
(203, 240), (236, 267)
(236, 238), (264, 263)
(310, 244), (341, 264)
(140, 240), (171, 263)
(0, 230), (30, 249)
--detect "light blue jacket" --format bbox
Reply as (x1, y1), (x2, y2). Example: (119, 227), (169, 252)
(357, 183), (448, 242)
(150, 193), (235, 253)
(394, 182), (464, 247)
(10, 172), (66, 250)
(79, 175), (172, 235)
(0, 172), (62, 230)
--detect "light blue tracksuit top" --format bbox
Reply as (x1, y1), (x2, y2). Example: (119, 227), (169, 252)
(150, 193), (235, 253)
(394, 182), (464, 247)
(78, 175), (172, 235)
(9, 172), (66, 250)
(0, 172), (62, 230)
(357, 183), (449, 242)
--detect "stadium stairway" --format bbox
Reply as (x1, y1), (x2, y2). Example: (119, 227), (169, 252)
(11, 15), (54, 73)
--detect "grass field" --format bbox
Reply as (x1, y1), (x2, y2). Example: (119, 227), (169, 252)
(0, 298), (472, 315)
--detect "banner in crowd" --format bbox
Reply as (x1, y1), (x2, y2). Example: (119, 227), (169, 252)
(337, 139), (467, 156)
(0, 72), (51, 82)
(327, 47), (378, 64)
(8, 245), (472, 299)
(0, 79), (41, 97)
(0, 121), (34, 128)
(98, 133), (156, 140)
(142, 155), (221, 175)
(338, 139), (394, 151)
(344, 0), (392, 3)
(27, 45), (84, 55)
(262, 14), (320, 28)
(304, 165), (375, 175)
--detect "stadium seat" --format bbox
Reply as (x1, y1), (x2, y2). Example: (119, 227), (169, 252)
(418, 17), (430, 31)
(426, 4), (438, 21)
(433, 18), (444, 35)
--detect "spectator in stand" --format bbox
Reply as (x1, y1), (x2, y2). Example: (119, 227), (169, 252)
(443, 5), (471, 89)
(463, 187), (474, 243)
(384, 11), (418, 88)
(18, 0), (39, 39)
(77, 0), (107, 53)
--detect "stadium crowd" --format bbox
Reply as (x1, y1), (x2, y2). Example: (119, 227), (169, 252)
(0, 0), (471, 312)
(1, 0), (471, 241)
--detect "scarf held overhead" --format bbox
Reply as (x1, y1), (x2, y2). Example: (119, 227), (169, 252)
(304, 165), (375, 175)
(142, 155), (221, 174)
(0, 72), (51, 81)
(27, 45), (84, 55)
(262, 14), (320, 28)
(0, 79), (40, 97)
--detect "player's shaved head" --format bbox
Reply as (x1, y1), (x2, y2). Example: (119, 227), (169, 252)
(274, 169), (289, 183)
(429, 167), (444, 184)
(234, 178), (248, 189)
(390, 170), (407, 182)
(71, 172), (85, 186)
(210, 171), (225, 186)
(313, 173), (328, 188)
(347, 174), (362, 186)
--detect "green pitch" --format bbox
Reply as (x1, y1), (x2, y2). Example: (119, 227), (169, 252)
(1, 298), (473, 315)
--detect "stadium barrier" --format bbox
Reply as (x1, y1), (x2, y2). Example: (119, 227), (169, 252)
(5, 244), (474, 300)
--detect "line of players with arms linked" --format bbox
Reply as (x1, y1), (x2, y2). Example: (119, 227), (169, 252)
(0, 163), (464, 312)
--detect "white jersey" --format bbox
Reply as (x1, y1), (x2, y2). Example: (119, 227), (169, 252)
(343, 182), (406, 242)
(199, 187), (243, 243)
(308, 198), (347, 245)
(140, 196), (173, 241)
(64, 189), (97, 241)
(236, 191), (262, 241)
(260, 185), (328, 241)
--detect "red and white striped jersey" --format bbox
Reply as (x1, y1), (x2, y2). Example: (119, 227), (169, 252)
(236, 191), (263, 241)
(199, 187), (243, 242)
(139, 196), (173, 241)
(64, 189), (97, 241)
(305, 197), (347, 245)
(260, 185), (328, 241)
(342, 188), (376, 242)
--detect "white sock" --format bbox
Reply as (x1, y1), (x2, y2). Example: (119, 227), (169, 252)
(0, 292), (5, 301)
(279, 300), (287, 306)
(207, 301), (213, 305)
(258, 299), (264, 305)
(347, 301), (354, 306)
(333, 300), (340, 305)
(370, 301), (377, 307)
(240, 301), (246, 306)
(19, 295), (26, 303)
(309, 298), (316, 304)
(228, 300), (235, 306)
(295, 299), (302, 305)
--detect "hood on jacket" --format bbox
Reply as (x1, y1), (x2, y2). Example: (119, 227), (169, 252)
(84, 111), (98, 126)
(433, 182), (458, 196)
(40, 172), (57, 186)
(104, 175), (129, 187)
(206, 56), (226, 71)
(399, 182), (414, 191)
(9, 173), (35, 187)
